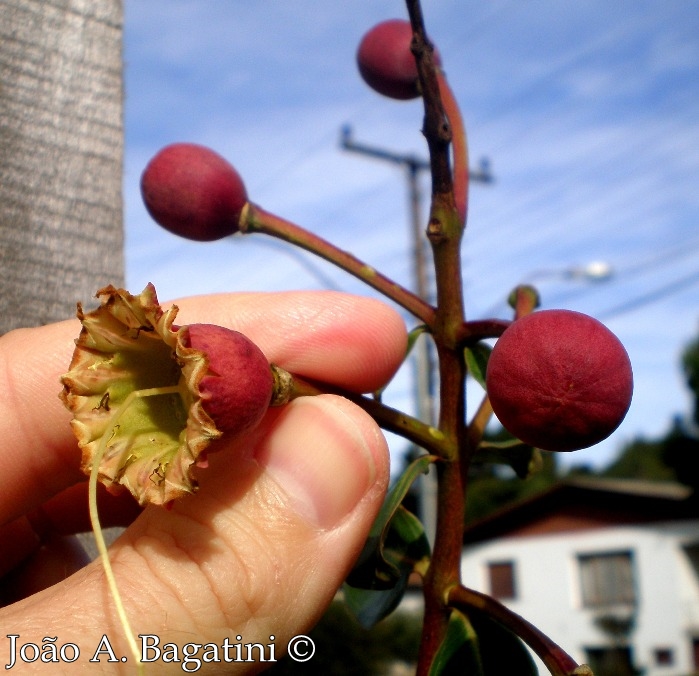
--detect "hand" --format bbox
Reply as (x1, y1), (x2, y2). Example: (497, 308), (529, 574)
(0, 291), (406, 673)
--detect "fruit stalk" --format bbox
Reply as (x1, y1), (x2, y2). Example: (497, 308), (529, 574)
(437, 74), (469, 226)
(456, 318), (511, 345)
(239, 202), (436, 325)
(286, 373), (451, 457)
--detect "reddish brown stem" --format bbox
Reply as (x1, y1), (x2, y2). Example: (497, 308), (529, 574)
(466, 393), (494, 454)
(437, 74), (468, 226)
(418, 452), (465, 674)
(457, 318), (511, 345)
(239, 202), (436, 326)
(511, 284), (541, 318)
(447, 585), (585, 676)
(286, 374), (451, 458)
(405, 1), (472, 673)
(406, 2), (453, 201)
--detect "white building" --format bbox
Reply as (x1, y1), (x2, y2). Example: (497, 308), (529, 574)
(460, 478), (699, 676)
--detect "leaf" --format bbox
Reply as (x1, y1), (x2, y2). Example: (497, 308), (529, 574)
(468, 606), (539, 675)
(343, 454), (434, 628)
(407, 323), (430, 352)
(475, 440), (543, 479)
(382, 505), (430, 581)
(346, 453), (436, 590)
(428, 606), (539, 675)
(374, 324), (430, 399)
(428, 608), (483, 676)
(464, 342), (491, 389)
(344, 505), (430, 629)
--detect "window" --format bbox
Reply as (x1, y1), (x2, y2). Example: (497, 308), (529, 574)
(487, 561), (516, 600)
(683, 542), (699, 581)
(578, 550), (635, 607)
(584, 646), (636, 676)
(692, 637), (699, 671)
(654, 648), (674, 666)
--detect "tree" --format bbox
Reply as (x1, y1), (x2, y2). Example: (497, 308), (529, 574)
(268, 601), (422, 675)
(602, 329), (699, 486)
(465, 449), (559, 524)
(0, 0), (124, 334)
(682, 333), (699, 428)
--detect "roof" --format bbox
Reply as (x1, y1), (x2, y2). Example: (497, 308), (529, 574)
(462, 478), (699, 545)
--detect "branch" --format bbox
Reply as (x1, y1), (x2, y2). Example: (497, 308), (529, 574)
(447, 585), (589, 676)
(239, 202), (436, 326)
(465, 394), (494, 457)
(437, 74), (468, 225)
(405, 3), (470, 674)
(405, 0), (452, 198)
(457, 318), (511, 346)
(287, 374), (451, 458)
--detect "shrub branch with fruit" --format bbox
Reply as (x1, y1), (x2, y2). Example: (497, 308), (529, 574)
(60, 2), (632, 674)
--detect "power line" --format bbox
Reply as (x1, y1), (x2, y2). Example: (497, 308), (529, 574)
(598, 269), (699, 320)
(227, 236), (344, 292)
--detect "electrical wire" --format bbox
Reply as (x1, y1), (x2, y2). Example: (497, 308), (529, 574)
(598, 269), (699, 320)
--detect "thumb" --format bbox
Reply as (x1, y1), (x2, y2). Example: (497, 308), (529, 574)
(0, 395), (389, 673)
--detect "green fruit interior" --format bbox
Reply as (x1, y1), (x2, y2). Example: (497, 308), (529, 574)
(101, 330), (189, 480)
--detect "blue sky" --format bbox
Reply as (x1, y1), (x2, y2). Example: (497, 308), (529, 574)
(123, 1), (699, 473)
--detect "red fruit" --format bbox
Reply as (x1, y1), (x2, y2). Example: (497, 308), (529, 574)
(357, 19), (441, 100)
(182, 324), (273, 437)
(141, 142), (247, 242)
(60, 285), (276, 505)
(485, 310), (633, 452)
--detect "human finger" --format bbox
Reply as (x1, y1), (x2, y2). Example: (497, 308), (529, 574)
(0, 291), (406, 526)
(0, 393), (389, 674)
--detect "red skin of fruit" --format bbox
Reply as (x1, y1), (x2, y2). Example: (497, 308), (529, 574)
(183, 324), (273, 437)
(485, 310), (633, 452)
(357, 19), (442, 100)
(141, 143), (247, 242)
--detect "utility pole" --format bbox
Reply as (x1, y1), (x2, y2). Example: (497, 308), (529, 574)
(340, 124), (493, 544)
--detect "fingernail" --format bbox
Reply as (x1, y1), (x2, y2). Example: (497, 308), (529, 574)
(259, 397), (379, 529)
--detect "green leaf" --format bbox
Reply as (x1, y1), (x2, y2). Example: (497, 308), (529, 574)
(344, 505), (430, 628)
(374, 324), (430, 399)
(407, 324), (430, 354)
(428, 606), (539, 675)
(343, 455), (435, 627)
(383, 505), (430, 579)
(468, 607), (539, 675)
(346, 453), (436, 590)
(375, 453), (435, 542)
(475, 440), (543, 479)
(464, 342), (491, 389)
(428, 608), (483, 676)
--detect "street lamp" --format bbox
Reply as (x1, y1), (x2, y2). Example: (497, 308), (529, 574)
(528, 261), (614, 283)
(479, 261), (614, 324)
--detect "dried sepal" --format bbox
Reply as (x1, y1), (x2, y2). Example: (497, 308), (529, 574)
(60, 284), (222, 505)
